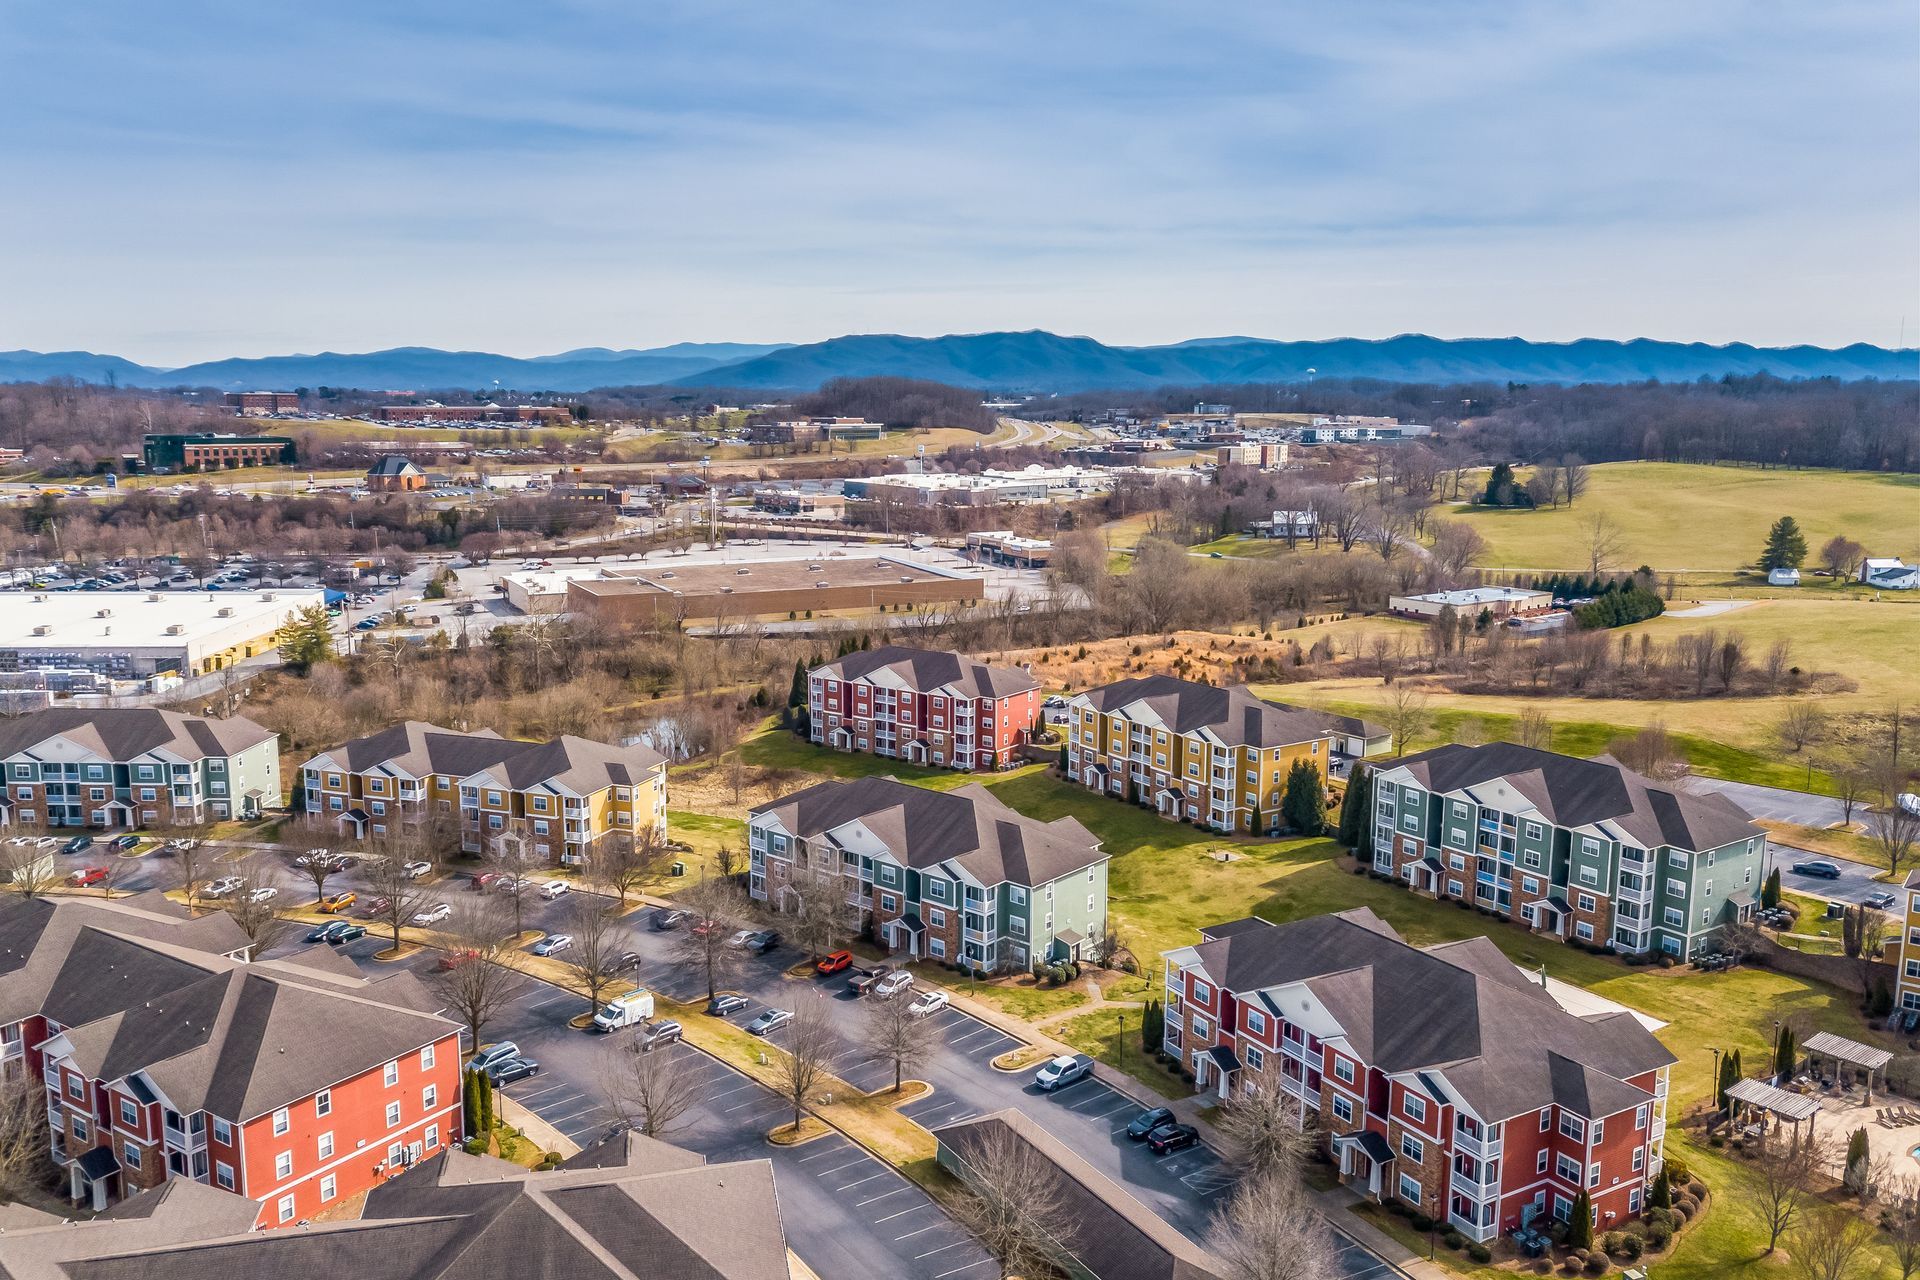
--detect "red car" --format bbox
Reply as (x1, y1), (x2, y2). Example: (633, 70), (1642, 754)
(437, 948), (480, 971)
(815, 950), (853, 975)
(690, 919), (717, 938)
(69, 866), (109, 887)
(472, 872), (502, 891)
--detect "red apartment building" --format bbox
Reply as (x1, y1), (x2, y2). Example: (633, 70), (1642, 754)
(1162, 909), (1674, 1243)
(808, 645), (1040, 770)
(0, 893), (462, 1227)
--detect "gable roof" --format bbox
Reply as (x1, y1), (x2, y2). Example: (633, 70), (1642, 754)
(1073, 675), (1339, 748)
(306, 723), (665, 792)
(814, 644), (1039, 700)
(750, 775), (1104, 887)
(1388, 741), (1759, 852)
(0, 709), (274, 764)
(367, 455), (426, 476)
(1186, 909), (1674, 1122)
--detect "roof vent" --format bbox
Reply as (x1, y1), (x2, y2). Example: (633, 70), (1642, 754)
(216, 607), (234, 618)
(165, 624), (185, 635)
(660, 571), (675, 579)
(147, 593), (163, 602)
(31, 624), (51, 637)
(815, 581), (830, 588)
(95, 608), (112, 619)
(900, 577), (914, 584)
(720, 586), (733, 594)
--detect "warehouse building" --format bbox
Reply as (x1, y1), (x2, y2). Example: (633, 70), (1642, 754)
(141, 433), (297, 473)
(0, 590), (325, 680)
(567, 557), (982, 626)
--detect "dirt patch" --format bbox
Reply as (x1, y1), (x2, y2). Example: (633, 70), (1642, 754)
(985, 623), (1376, 693)
(768, 1117), (834, 1146)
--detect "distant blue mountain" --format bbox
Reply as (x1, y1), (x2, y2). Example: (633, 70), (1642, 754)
(1, 332), (1911, 394)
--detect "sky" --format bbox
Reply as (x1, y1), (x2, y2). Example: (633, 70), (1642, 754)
(1, 1), (1915, 366)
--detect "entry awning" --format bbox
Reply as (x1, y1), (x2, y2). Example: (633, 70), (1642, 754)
(1055, 928), (1085, 946)
(1419, 856), (1444, 874)
(75, 1145), (120, 1180)
(1203, 1045), (1243, 1074)
(896, 914), (924, 934)
(1336, 1129), (1396, 1166)
(340, 807), (369, 823)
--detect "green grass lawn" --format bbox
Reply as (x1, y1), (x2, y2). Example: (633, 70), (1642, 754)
(1054, 1004), (1197, 1099)
(906, 964), (1090, 1020)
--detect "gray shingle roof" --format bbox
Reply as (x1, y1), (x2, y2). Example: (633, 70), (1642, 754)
(307, 723), (665, 793)
(750, 775), (1104, 887)
(816, 644), (1040, 699)
(0, 709), (274, 764)
(367, 455), (425, 476)
(1075, 675), (1340, 748)
(1389, 742), (1760, 852)
(1188, 909), (1674, 1122)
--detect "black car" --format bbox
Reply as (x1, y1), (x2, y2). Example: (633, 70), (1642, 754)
(648, 908), (690, 931)
(611, 950), (643, 974)
(486, 1056), (541, 1085)
(746, 929), (781, 954)
(61, 835), (94, 855)
(642, 1019), (684, 1051)
(1790, 860), (1842, 880)
(327, 924), (368, 945)
(705, 993), (749, 1017)
(1125, 1107), (1176, 1140)
(306, 921), (352, 944)
(1145, 1122), (1200, 1155)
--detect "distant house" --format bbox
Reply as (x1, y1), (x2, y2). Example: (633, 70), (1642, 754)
(1860, 557), (1919, 591)
(1767, 567), (1801, 587)
(365, 455), (428, 493)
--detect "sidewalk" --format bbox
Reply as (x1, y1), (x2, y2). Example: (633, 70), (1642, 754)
(1316, 1186), (1452, 1280)
(497, 1092), (582, 1158)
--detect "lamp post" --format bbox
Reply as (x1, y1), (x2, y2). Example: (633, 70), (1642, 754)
(1709, 1047), (1723, 1118)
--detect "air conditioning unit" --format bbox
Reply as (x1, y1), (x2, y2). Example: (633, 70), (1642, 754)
(216, 607), (234, 618)
(147, 593), (163, 602)
(165, 624), (186, 636)
(30, 624), (51, 637)
(95, 609), (112, 619)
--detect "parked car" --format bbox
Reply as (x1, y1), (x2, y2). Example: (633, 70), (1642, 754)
(908, 990), (950, 1018)
(496, 875), (530, 895)
(1146, 1122), (1200, 1155)
(648, 908), (690, 931)
(641, 1019), (683, 1051)
(327, 924), (367, 945)
(68, 866), (109, 887)
(739, 929), (781, 954)
(611, 950), (643, 974)
(107, 834), (140, 852)
(815, 950), (854, 975)
(538, 880), (570, 901)
(358, 896), (391, 918)
(592, 989), (656, 1032)
(319, 891), (357, 912)
(1125, 1107), (1175, 1140)
(486, 1055), (541, 1086)
(202, 876), (243, 899)
(412, 902), (452, 926)
(472, 872), (503, 891)
(1790, 860), (1843, 880)
(847, 966), (895, 996)
(61, 835), (94, 855)
(402, 860), (433, 879)
(727, 929), (759, 949)
(246, 886), (277, 904)
(530, 933), (574, 957)
(307, 920), (355, 944)
(1034, 1054), (1094, 1092)
(705, 993), (749, 1017)
(1899, 792), (1920, 818)
(1865, 891), (1899, 911)
(872, 971), (914, 1000)
(294, 849), (332, 867)
(746, 1008), (794, 1036)
(471, 1042), (521, 1073)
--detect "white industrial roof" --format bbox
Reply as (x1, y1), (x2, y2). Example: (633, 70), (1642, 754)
(0, 590), (325, 649)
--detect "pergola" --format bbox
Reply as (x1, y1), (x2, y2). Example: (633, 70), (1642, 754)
(1725, 1077), (1823, 1138)
(1803, 1031), (1894, 1101)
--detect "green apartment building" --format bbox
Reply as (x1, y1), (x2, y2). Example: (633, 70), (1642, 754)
(749, 775), (1108, 973)
(1368, 743), (1766, 959)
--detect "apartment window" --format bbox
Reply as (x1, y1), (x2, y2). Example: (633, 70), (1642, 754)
(1333, 1095), (1354, 1124)
(72, 1118), (88, 1142)
(1401, 813), (1417, 832)
(1335, 1058), (1355, 1085)
(383, 1060), (400, 1087)
(272, 1107), (289, 1136)
(320, 1174), (337, 1202)
(1628, 1187), (1643, 1214)
(124, 1144), (141, 1170)
(278, 1194), (296, 1224)
(1245, 1009), (1267, 1037)
(1008, 885), (1026, 905)
(1398, 1173), (1422, 1205)
(881, 893), (898, 913)
(421, 1044), (436, 1071)
(1525, 821), (1543, 841)
(216, 1162), (235, 1190)
(1540, 1110), (1552, 1133)
(214, 1117), (232, 1144)
(386, 1101), (402, 1128)
(1245, 1046), (1265, 1071)
(1400, 1134), (1424, 1163)
(1559, 1113), (1586, 1142)
(1588, 1163), (1601, 1188)
(1636, 1104), (1650, 1130)
(1191, 979), (1212, 1005)
(1665, 878), (1687, 898)
(65, 1074), (82, 1101)
(1451, 801), (1469, 819)
(1578, 893), (1596, 913)
(422, 1085), (438, 1111)
(1192, 1016), (1212, 1041)
(275, 1150), (293, 1179)
(1592, 1118), (1604, 1143)
(426, 1124), (439, 1149)
(315, 1088), (332, 1118)
(1632, 1145), (1645, 1172)
(1537, 1149), (1550, 1174)
(318, 1131), (334, 1159)
(118, 1098), (137, 1127)
(1556, 1152), (1582, 1182)
(1405, 1094), (1427, 1123)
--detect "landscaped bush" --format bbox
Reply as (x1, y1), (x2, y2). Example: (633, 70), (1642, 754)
(463, 1136), (488, 1155)
(1569, 1249), (1589, 1264)
(1559, 1259), (1581, 1275)
(1468, 1243), (1493, 1264)
(1600, 1233), (1624, 1256)
(1644, 1208), (1675, 1232)
(1646, 1224), (1673, 1250)
(1708, 1133), (1725, 1147)
(1620, 1234), (1644, 1260)
(1671, 1204), (1690, 1225)
(1387, 1200), (1411, 1218)
(1584, 1255), (1608, 1274)
(1440, 1228), (1462, 1249)
(1532, 1260), (1552, 1275)
(1686, 1177), (1707, 1200)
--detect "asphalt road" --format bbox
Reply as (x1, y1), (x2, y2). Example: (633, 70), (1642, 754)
(1775, 847), (1894, 907)
(1683, 777), (1851, 828)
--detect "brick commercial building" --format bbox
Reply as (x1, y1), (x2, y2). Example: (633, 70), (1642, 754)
(962, 530), (1054, 568)
(807, 644), (1040, 770)
(142, 433), (296, 473)
(1367, 742), (1764, 959)
(301, 722), (667, 866)
(0, 1130), (789, 1278)
(0, 892), (462, 1225)
(566, 557), (983, 627)
(1065, 675), (1344, 835)
(0, 708), (280, 828)
(365, 455), (430, 492)
(1162, 909), (1675, 1243)
(749, 775), (1108, 971)
(222, 392), (301, 415)
(371, 404), (573, 424)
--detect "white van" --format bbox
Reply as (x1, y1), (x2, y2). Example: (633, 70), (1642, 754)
(591, 989), (656, 1032)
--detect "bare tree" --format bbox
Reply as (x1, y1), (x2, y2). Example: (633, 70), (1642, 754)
(297, 849), (345, 907)
(1870, 803), (1919, 883)
(1791, 1208), (1876, 1280)
(0, 841), (60, 900)
(1831, 757), (1873, 826)
(1610, 722), (1688, 783)
(1560, 455), (1590, 507)
(1584, 512), (1627, 576)
(1428, 521), (1488, 582)
(560, 894), (626, 1014)
(766, 995), (836, 1132)
(1753, 1129), (1829, 1253)
(946, 1124), (1080, 1280)
(673, 874), (744, 1002)
(0, 1071), (51, 1203)
(1381, 683), (1429, 757)
(1884, 1174), (1920, 1280)
(586, 827), (667, 909)
(361, 850), (436, 955)
(1777, 702), (1826, 754)
(777, 849), (860, 960)
(217, 856), (282, 958)
(1514, 707), (1553, 751)
(1818, 535), (1866, 581)
(1213, 1082), (1316, 1184)
(172, 839), (214, 912)
(1208, 1172), (1342, 1280)
(598, 1035), (707, 1139)
(861, 988), (936, 1094)
(424, 896), (526, 1052)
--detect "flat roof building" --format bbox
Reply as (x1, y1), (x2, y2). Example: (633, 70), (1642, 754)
(222, 392), (301, 415)
(142, 433), (296, 474)
(963, 530), (1053, 567)
(567, 557), (982, 626)
(1388, 586), (1552, 619)
(0, 589), (324, 679)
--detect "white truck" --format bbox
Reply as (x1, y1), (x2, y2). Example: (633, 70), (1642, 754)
(591, 988), (656, 1033)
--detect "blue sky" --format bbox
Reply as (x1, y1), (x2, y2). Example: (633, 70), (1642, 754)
(1, 1), (1914, 365)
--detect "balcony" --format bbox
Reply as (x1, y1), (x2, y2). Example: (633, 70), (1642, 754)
(164, 1117), (208, 1152)
(1453, 1128), (1502, 1160)
(1447, 1211), (1497, 1244)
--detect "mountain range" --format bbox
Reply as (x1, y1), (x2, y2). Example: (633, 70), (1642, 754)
(2, 332), (1912, 394)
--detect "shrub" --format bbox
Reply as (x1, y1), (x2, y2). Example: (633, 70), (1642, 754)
(1584, 1256), (1608, 1275)
(1658, 956), (1676, 969)
(1533, 1260), (1553, 1275)
(1441, 1228), (1463, 1249)
(1644, 1208), (1675, 1232)
(1387, 1200), (1411, 1218)
(1600, 1232), (1624, 1256)
(1686, 1177), (1707, 1200)
(1671, 1204), (1690, 1225)
(1676, 1193), (1699, 1215)
(1570, 1249), (1589, 1264)
(1620, 1234), (1643, 1260)
(1560, 1260), (1582, 1275)
(1468, 1243), (1493, 1264)
(1646, 1224), (1673, 1251)
(463, 1136), (488, 1155)
(1707, 1133), (1725, 1147)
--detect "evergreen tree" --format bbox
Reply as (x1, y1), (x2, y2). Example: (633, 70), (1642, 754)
(1846, 1127), (1870, 1185)
(1280, 759), (1326, 836)
(276, 604), (336, 674)
(1058, 743), (1068, 772)
(1141, 999), (1163, 1054)
(462, 1068), (480, 1138)
(478, 1070), (495, 1134)
(1760, 867), (1782, 910)
(1648, 1165), (1672, 1210)
(1760, 516), (1808, 571)
(1775, 1025), (1796, 1079)
(1338, 765), (1372, 848)
(787, 660), (807, 710)
(1483, 462), (1520, 508)
(1716, 1050), (1737, 1110)
(1566, 1190), (1593, 1250)
(794, 706), (812, 739)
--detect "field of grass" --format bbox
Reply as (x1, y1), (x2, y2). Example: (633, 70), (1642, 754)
(1620, 596), (1920, 707)
(1450, 461), (1920, 573)
(243, 416), (599, 444)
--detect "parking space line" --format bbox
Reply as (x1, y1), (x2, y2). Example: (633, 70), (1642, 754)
(894, 1223), (944, 1242)
(796, 1144), (852, 1163)
(833, 1171), (889, 1191)
(914, 1240), (969, 1259)
(874, 1203), (931, 1224)
(935, 1259), (996, 1277)
(855, 1187), (913, 1207)
(813, 1157), (869, 1177)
